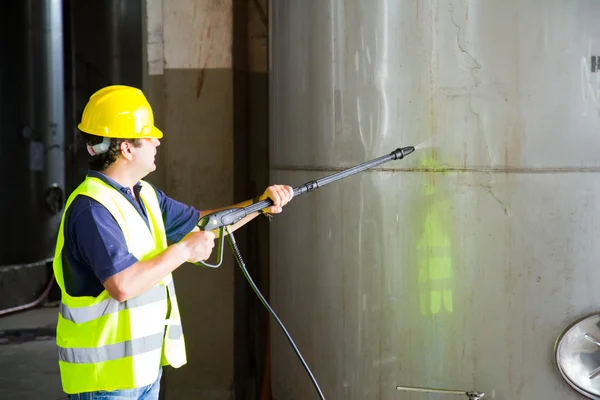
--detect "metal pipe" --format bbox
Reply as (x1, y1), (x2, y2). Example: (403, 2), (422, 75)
(0, 272), (56, 318)
(396, 385), (484, 400)
(40, 0), (66, 217)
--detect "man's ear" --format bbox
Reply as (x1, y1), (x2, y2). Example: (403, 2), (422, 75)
(120, 141), (134, 160)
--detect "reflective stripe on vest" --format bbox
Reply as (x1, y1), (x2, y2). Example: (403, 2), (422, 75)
(59, 283), (170, 324)
(57, 323), (185, 364)
(52, 177), (187, 394)
(59, 332), (165, 364)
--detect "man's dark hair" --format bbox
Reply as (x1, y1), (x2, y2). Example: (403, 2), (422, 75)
(81, 133), (142, 171)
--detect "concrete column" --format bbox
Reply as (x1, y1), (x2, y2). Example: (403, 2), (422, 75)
(144, 0), (234, 398)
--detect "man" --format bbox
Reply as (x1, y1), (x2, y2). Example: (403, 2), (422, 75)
(52, 85), (293, 399)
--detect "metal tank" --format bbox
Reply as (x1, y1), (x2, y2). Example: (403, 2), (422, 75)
(0, 0), (65, 267)
(269, 1), (600, 399)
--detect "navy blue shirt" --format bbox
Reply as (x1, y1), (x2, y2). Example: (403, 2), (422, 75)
(62, 170), (200, 297)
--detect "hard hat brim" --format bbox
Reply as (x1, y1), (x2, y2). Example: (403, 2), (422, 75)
(77, 124), (164, 139)
(149, 126), (163, 139)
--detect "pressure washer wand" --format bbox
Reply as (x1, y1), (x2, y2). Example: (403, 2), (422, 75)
(195, 146), (416, 399)
(198, 146), (415, 235)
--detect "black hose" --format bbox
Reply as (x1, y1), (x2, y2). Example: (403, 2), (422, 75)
(226, 230), (326, 400)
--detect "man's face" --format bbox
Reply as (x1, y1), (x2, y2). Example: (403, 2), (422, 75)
(132, 137), (160, 176)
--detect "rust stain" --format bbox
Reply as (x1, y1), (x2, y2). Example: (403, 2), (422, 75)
(196, 24), (213, 98)
(196, 69), (207, 98)
(251, 0), (268, 30)
(416, 0), (419, 21)
(506, 113), (524, 169)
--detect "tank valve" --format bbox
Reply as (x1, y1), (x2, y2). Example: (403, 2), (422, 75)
(395, 385), (484, 399)
(466, 391), (485, 400)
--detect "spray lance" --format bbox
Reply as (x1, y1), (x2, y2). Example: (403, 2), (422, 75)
(193, 146), (415, 400)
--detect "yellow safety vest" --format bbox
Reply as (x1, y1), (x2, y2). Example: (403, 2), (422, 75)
(52, 176), (187, 394)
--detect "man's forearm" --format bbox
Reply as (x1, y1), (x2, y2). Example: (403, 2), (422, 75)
(103, 242), (190, 302)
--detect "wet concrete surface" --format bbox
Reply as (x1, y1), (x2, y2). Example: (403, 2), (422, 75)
(0, 306), (64, 400)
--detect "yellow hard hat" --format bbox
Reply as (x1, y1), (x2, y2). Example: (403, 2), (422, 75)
(78, 85), (163, 139)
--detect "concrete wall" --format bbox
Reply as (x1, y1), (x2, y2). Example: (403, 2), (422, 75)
(143, 1), (235, 398)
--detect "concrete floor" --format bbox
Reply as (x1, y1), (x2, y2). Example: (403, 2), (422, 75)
(0, 306), (64, 400)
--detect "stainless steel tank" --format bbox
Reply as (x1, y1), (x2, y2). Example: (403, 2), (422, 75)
(269, 1), (600, 399)
(0, 0), (65, 267)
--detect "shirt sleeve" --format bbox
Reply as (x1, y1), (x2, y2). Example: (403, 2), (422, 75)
(153, 186), (201, 243)
(68, 197), (139, 283)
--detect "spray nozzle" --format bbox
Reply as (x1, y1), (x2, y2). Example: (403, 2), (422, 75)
(392, 146), (415, 159)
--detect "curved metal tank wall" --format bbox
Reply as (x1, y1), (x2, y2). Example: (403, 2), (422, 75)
(269, 1), (600, 399)
(0, 0), (65, 267)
